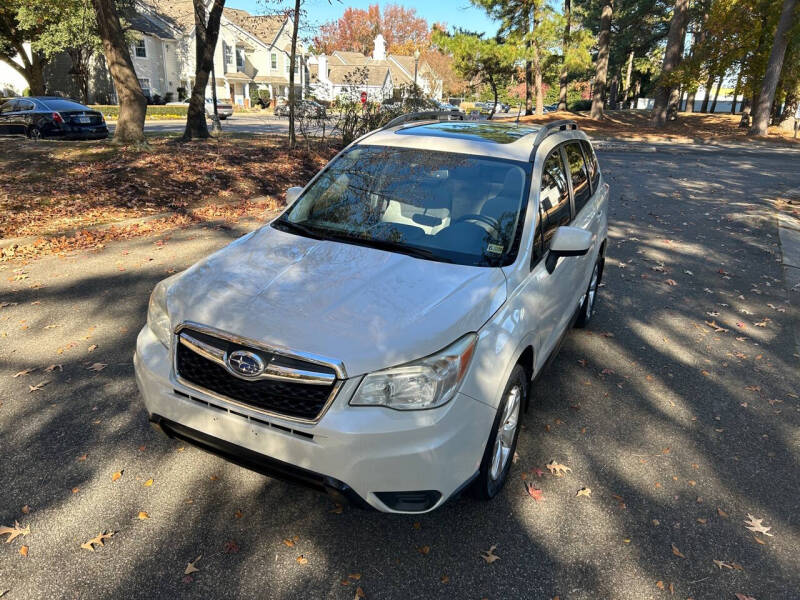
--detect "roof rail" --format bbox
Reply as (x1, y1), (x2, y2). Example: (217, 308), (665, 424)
(382, 110), (464, 130)
(529, 119), (579, 157)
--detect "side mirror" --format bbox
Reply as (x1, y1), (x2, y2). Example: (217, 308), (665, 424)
(286, 186), (303, 205)
(546, 226), (592, 274)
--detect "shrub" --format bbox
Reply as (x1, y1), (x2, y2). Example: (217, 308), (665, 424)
(568, 99), (592, 112)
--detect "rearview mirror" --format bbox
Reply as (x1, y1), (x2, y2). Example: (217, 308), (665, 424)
(286, 186), (303, 205)
(546, 226), (592, 274)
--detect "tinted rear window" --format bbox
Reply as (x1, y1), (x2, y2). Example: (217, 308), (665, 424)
(40, 99), (89, 111)
(564, 142), (592, 215)
(581, 140), (600, 190)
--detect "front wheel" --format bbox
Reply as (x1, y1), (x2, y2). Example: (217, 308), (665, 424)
(27, 126), (41, 141)
(472, 364), (526, 499)
(575, 260), (601, 328)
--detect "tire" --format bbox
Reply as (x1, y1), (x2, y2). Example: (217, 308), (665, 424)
(473, 364), (527, 500)
(27, 126), (41, 141)
(575, 259), (602, 328)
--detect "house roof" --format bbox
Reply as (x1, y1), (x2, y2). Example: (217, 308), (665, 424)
(332, 51), (368, 65)
(139, 0), (195, 32)
(223, 9), (285, 47)
(323, 49), (440, 86)
(224, 72), (253, 82)
(326, 65), (390, 87)
(254, 75), (288, 84)
(129, 13), (176, 39)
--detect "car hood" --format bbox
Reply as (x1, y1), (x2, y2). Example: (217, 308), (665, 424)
(167, 226), (507, 377)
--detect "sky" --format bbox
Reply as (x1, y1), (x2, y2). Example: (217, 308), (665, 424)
(227, 0), (500, 38)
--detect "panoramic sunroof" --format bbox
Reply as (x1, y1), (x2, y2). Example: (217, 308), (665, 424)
(397, 121), (539, 144)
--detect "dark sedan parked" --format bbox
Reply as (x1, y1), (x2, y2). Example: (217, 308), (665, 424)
(0, 97), (108, 140)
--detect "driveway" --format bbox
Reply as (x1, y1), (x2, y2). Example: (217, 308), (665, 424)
(1, 145), (798, 599)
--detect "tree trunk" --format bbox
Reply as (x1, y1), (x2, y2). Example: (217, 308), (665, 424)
(651, 0), (690, 127)
(288, 0), (301, 148)
(685, 87), (696, 112)
(609, 76), (619, 110)
(183, 0), (225, 141)
(700, 71), (714, 112)
(91, 0), (146, 143)
(621, 50), (634, 108)
(709, 75), (722, 113)
(591, 0), (613, 120)
(525, 58), (533, 115)
(738, 97), (751, 127)
(557, 0), (571, 111)
(731, 64), (743, 113)
(749, 0), (797, 136)
(777, 86), (798, 129)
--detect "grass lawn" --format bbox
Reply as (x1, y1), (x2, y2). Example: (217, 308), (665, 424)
(0, 133), (337, 260)
(498, 110), (800, 144)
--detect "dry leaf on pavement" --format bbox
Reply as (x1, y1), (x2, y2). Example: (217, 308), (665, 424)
(143, 478), (154, 487)
(111, 471), (123, 482)
(354, 587), (365, 599)
(671, 544), (685, 558)
(576, 487), (592, 498)
(525, 481), (544, 502)
(137, 511), (150, 520)
(296, 555), (308, 564)
(480, 545), (500, 563)
(184, 555), (202, 575)
(713, 559), (733, 569)
(81, 530), (114, 551)
(744, 514), (773, 537)
(13, 368), (34, 377)
(87, 363), (107, 372)
(19, 546), (28, 557)
(44, 364), (62, 372)
(546, 461), (572, 477)
(734, 594), (756, 600)
(0, 521), (30, 543)
(28, 381), (49, 392)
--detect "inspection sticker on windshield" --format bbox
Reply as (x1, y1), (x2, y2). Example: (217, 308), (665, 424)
(486, 243), (504, 255)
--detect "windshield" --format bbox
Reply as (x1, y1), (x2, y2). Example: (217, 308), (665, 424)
(274, 146), (530, 267)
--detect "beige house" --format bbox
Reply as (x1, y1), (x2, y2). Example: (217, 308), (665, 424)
(308, 34), (443, 103)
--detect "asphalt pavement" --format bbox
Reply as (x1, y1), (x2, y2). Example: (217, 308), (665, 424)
(108, 114), (295, 136)
(1, 144), (799, 599)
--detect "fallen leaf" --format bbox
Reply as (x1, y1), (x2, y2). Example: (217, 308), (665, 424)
(19, 545), (28, 557)
(734, 594), (756, 600)
(417, 545), (430, 555)
(525, 481), (544, 502)
(0, 521), (30, 543)
(296, 555), (308, 564)
(111, 471), (123, 482)
(77, 454), (87, 462)
(282, 538), (295, 547)
(223, 540), (239, 553)
(13, 368), (35, 377)
(184, 555), (202, 575)
(546, 461), (572, 477)
(665, 279), (677, 286)
(697, 518), (707, 524)
(87, 363), (107, 372)
(28, 381), (49, 392)
(348, 573), (361, 580)
(531, 467), (545, 478)
(576, 487), (592, 498)
(88, 344), (98, 352)
(234, 510), (243, 519)
(656, 581), (664, 590)
(143, 478), (154, 487)
(671, 544), (685, 558)
(752, 535), (766, 545)
(744, 514), (773, 537)
(717, 508), (729, 518)
(329, 504), (344, 514)
(81, 530), (114, 551)
(440, 574), (450, 583)
(21, 505), (30, 515)
(480, 545), (500, 564)
(44, 364), (62, 373)
(713, 559), (733, 569)
(355, 587), (365, 599)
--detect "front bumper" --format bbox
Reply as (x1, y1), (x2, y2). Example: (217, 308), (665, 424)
(134, 326), (495, 513)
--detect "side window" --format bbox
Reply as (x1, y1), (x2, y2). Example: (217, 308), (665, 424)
(580, 140), (600, 191)
(1, 100), (18, 113)
(533, 150), (570, 268)
(18, 100), (34, 111)
(564, 142), (591, 216)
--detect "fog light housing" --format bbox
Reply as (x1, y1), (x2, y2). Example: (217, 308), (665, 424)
(374, 490), (442, 512)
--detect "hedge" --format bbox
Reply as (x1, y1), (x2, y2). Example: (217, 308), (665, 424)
(90, 105), (189, 120)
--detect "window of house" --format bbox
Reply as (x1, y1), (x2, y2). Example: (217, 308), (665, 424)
(271, 53), (277, 69)
(236, 48), (245, 70)
(294, 58), (299, 73)
(223, 42), (233, 66)
(138, 78), (152, 98)
(564, 142), (591, 216)
(535, 150), (571, 266)
(134, 39), (147, 58)
(580, 140), (600, 191)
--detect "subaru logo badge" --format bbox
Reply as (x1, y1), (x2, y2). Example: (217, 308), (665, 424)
(227, 350), (265, 378)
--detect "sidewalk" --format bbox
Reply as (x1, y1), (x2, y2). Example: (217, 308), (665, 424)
(777, 194), (800, 356)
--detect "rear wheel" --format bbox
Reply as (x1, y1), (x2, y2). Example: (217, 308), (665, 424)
(27, 126), (41, 141)
(473, 364), (526, 499)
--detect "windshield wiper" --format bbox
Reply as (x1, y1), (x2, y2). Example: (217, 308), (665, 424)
(271, 219), (324, 240)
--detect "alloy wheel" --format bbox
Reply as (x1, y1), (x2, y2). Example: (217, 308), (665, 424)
(585, 264), (599, 319)
(489, 385), (521, 481)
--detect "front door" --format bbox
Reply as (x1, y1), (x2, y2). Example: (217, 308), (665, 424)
(0, 100), (17, 135)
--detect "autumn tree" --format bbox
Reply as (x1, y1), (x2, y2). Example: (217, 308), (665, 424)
(91, 0), (146, 143)
(748, 0), (798, 135)
(312, 4), (429, 56)
(0, 0), (48, 94)
(651, 0), (689, 127)
(433, 29), (516, 116)
(590, 0), (612, 118)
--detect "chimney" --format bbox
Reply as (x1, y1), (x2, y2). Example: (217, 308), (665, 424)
(372, 34), (386, 61)
(318, 54), (328, 81)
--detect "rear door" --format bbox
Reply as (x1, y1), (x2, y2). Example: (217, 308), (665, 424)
(0, 100), (18, 135)
(12, 99), (35, 135)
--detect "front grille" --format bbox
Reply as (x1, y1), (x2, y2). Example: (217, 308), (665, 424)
(175, 329), (337, 421)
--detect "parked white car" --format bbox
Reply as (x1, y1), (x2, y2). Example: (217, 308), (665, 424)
(134, 116), (608, 513)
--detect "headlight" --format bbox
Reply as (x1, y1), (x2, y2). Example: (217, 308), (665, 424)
(350, 334), (477, 410)
(147, 277), (173, 348)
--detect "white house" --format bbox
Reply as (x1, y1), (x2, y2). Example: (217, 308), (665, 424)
(39, 0), (307, 106)
(308, 34), (443, 103)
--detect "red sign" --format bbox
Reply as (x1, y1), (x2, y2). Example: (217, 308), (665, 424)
(360, 91), (367, 104)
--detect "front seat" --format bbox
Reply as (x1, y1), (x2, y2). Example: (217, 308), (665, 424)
(479, 170), (524, 230)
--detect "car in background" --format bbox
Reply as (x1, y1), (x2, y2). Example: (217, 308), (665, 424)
(167, 97), (233, 119)
(437, 101), (461, 112)
(543, 103), (559, 113)
(274, 100), (327, 118)
(0, 97), (108, 140)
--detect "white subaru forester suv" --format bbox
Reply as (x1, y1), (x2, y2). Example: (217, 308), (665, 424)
(134, 115), (608, 513)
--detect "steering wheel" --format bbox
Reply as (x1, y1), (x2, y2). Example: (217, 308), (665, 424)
(451, 213), (500, 234)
